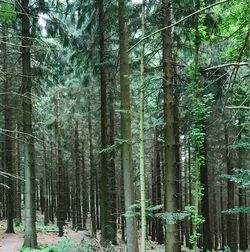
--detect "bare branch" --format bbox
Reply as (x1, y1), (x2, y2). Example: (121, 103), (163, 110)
(226, 106), (250, 110)
(205, 62), (249, 71)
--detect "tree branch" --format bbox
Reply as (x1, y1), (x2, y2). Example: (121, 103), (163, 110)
(205, 62), (249, 71)
(226, 106), (250, 110)
(128, 0), (229, 52)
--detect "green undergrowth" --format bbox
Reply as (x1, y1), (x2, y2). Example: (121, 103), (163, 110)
(20, 238), (92, 252)
(15, 222), (58, 233)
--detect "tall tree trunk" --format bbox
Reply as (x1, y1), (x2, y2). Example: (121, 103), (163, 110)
(81, 141), (88, 230)
(88, 93), (96, 236)
(74, 121), (82, 230)
(15, 125), (22, 226)
(162, 0), (181, 251)
(184, 136), (190, 247)
(139, 1), (146, 251)
(43, 143), (49, 226)
(118, 0), (139, 251)
(2, 24), (15, 234)
(96, 166), (100, 230)
(21, 0), (37, 246)
(212, 167), (219, 250)
(151, 162), (156, 242)
(98, 0), (114, 244)
(49, 141), (55, 224)
(200, 133), (212, 251)
(224, 123), (238, 252)
(55, 88), (65, 237)
(156, 130), (164, 244)
(220, 175), (227, 249)
(108, 86), (117, 245)
(238, 120), (248, 251)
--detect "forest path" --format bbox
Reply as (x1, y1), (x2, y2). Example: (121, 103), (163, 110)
(0, 219), (92, 252)
(0, 231), (60, 252)
(0, 215), (166, 252)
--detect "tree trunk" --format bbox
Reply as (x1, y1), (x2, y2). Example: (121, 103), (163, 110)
(200, 133), (212, 251)
(156, 130), (164, 244)
(21, 0), (37, 246)
(98, 0), (114, 245)
(43, 143), (49, 226)
(139, 1), (146, 251)
(108, 86), (117, 245)
(81, 141), (88, 230)
(220, 176), (227, 249)
(162, 0), (181, 251)
(74, 121), (82, 230)
(15, 125), (22, 226)
(238, 120), (248, 251)
(2, 24), (15, 234)
(88, 92), (96, 236)
(212, 167), (219, 250)
(224, 123), (238, 252)
(55, 88), (65, 237)
(118, 0), (139, 251)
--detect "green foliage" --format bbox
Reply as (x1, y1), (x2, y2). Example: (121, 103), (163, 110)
(36, 223), (58, 233)
(0, 2), (16, 22)
(184, 206), (205, 226)
(124, 202), (164, 218)
(233, 138), (250, 150)
(190, 128), (205, 150)
(160, 212), (187, 225)
(223, 169), (250, 188)
(223, 206), (250, 215)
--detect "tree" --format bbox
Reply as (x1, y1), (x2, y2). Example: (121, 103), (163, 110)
(2, 24), (15, 234)
(118, 0), (139, 251)
(139, 0), (146, 251)
(98, 0), (116, 245)
(55, 88), (65, 237)
(20, 0), (37, 247)
(162, 0), (181, 251)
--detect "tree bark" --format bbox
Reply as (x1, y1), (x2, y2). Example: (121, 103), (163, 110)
(224, 123), (238, 252)
(118, 0), (139, 251)
(74, 121), (82, 230)
(162, 0), (181, 251)
(55, 88), (65, 237)
(98, 0), (114, 245)
(88, 92), (96, 236)
(108, 86), (117, 245)
(43, 143), (49, 226)
(21, 0), (37, 246)
(2, 24), (15, 234)
(238, 120), (248, 251)
(81, 141), (88, 230)
(139, 1), (146, 251)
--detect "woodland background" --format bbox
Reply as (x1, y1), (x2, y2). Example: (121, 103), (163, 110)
(0, 0), (249, 251)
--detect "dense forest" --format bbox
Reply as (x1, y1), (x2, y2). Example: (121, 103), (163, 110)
(0, 0), (249, 251)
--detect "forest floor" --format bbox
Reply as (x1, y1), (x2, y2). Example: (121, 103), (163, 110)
(0, 213), (165, 252)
